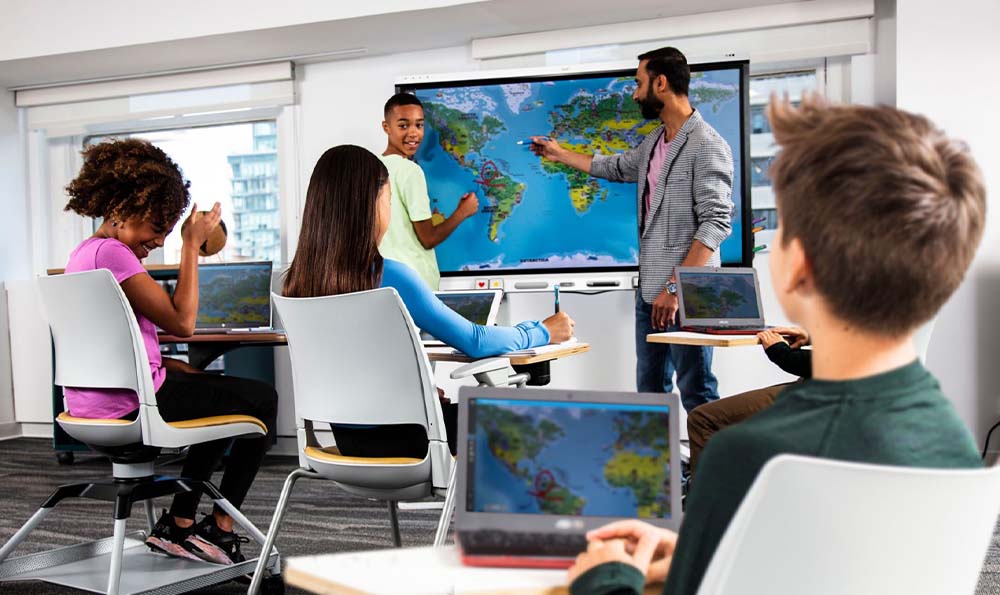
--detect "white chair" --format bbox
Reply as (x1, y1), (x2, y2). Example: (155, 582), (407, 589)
(0, 270), (282, 595)
(248, 288), (527, 594)
(696, 454), (1000, 595)
(914, 317), (937, 364)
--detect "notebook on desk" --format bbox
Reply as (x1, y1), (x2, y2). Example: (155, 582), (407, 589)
(420, 290), (503, 346)
(454, 387), (682, 569)
(192, 261), (275, 334)
(677, 266), (771, 335)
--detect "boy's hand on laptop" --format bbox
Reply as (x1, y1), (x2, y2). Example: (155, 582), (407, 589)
(583, 520), (678, 583)
(543, 312), (575, 343)
(766, 326), (809, 348)
(757, 329), (788, 349)
(567, 531), (660, 585)
(652, 289), (679, 330)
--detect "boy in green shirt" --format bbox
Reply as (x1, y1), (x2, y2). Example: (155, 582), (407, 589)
(378, 93), (480, 289)
(567, 97), (988, 595)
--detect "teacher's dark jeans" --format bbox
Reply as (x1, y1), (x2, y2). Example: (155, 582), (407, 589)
(635, 293), (719, 412)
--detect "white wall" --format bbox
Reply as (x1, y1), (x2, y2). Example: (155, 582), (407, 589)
(0, 90), (30, 434)
(896, 0), (1000, 448)
(0, 0), (478, 63)
(292, 44), (799, 418)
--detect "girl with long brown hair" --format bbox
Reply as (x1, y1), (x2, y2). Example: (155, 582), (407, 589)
(284, 144), (574, 457)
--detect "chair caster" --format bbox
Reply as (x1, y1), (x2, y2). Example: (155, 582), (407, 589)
(56, 451), (75, 465)
(261, 574), (285, 594)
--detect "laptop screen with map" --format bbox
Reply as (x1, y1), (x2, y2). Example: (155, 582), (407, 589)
(676, 266), (766, 330)
(455, 387), (681, 565)
(420, 290), (502, 343)
(195, 262), (273, 331)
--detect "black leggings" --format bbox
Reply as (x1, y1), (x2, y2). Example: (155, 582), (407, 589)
(331, 402), (457, 459)
(151, 371), (278, 520)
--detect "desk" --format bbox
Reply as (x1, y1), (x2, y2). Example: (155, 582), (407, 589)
(425, 343), (591, 386)
(284, 545), (661, 595)
(159, 332), (287, 369)
(158, 335), (589, 372)
(646, 331), (760, 347)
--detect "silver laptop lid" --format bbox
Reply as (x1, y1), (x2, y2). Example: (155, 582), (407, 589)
(456, 387), (682, 533)
(195, 261), (274, 331)
(421, 289), (503, 342)
(676, 266), (765, 329)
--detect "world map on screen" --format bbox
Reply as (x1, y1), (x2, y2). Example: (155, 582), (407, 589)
(469, 399), (673, 519)
(409, 67), (742, 273)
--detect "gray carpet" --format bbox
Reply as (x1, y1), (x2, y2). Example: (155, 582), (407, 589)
(1, 437), (998, 594)
(0, 438), (444, 593)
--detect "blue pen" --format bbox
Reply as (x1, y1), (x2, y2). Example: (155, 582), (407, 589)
(554, 285), (560, 313)
(752, 216), (766, 224)
(516, 137), (551, 145)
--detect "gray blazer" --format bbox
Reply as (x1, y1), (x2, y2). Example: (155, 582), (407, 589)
(591, 109), (734, 303)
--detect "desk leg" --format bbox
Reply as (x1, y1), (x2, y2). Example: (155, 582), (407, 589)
(513, 361), (550, 386)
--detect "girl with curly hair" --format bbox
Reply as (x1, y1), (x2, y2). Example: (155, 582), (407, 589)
(63, 138), (277, 565)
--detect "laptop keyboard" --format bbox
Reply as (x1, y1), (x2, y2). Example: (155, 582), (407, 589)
(682, 325), (767, 332)
(458, 530), (588, 557)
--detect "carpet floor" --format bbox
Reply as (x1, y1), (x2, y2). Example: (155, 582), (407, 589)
(0, 438), (443, 594)
(0, 437), (997, 594)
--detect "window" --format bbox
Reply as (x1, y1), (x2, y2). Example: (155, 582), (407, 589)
(87, 120), (281, 263)
(749, 71), (818, 229)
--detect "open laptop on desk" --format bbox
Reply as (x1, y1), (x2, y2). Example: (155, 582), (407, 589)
(677, 266), (771, 335)
(420, 290), (502, 346)
(193, 261), (275, 334)
(455, 387), (681, 569)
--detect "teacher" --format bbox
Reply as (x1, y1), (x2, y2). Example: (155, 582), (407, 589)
(531, 46), (733, 411)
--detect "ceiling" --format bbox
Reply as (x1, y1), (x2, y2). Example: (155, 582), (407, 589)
(0, 0), (800, 89)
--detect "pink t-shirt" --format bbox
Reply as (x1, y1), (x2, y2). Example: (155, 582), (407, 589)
(643, 131), (672, 226)
(63, 238), (166, 419)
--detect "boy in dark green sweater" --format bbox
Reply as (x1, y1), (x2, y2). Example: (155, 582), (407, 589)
(567, 96), (988, 595)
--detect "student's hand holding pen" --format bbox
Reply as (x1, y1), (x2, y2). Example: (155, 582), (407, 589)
(542, 312), (575, 344)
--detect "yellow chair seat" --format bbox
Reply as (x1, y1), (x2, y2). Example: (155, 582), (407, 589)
(57, 412), (133, 425)
(168, 415), (267, 433)
(305, 445), (423, 466)
(57, 412), (266, 433)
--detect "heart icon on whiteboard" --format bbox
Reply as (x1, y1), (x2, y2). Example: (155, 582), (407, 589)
(477, 281), (486, 288)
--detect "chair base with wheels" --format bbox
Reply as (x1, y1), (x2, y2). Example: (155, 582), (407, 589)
(0, 417), (285, 595)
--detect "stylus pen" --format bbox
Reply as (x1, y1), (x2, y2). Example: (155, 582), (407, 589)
(516, 137), (551, 145)
(554, 285), (560, 313)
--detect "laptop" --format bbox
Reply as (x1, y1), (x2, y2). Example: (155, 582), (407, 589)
(455, 387), (681, 568)
(677, 266), (770, 335)
(420, 290), (503, 346)
(193, 261), (275, 333)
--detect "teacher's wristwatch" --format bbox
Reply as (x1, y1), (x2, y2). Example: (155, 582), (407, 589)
(666, 281), (678, 295)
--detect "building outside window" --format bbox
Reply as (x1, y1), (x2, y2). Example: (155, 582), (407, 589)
(86, 120), (281, 263)
(748, 71), (818, 231)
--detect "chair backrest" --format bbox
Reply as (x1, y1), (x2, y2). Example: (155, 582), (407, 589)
(697, 454), (1000, 595)
(913, 316), (937, 365)
(37, 269), (202, 447)
(38, 269), (153, 398)
(272, 288), (443, 440)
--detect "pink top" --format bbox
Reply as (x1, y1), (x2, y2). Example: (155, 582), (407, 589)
(63, 238), (165, 419)
(643, 131), (672, 226)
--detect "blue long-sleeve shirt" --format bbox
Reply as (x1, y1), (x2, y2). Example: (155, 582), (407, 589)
(380, 259), (549, 358)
